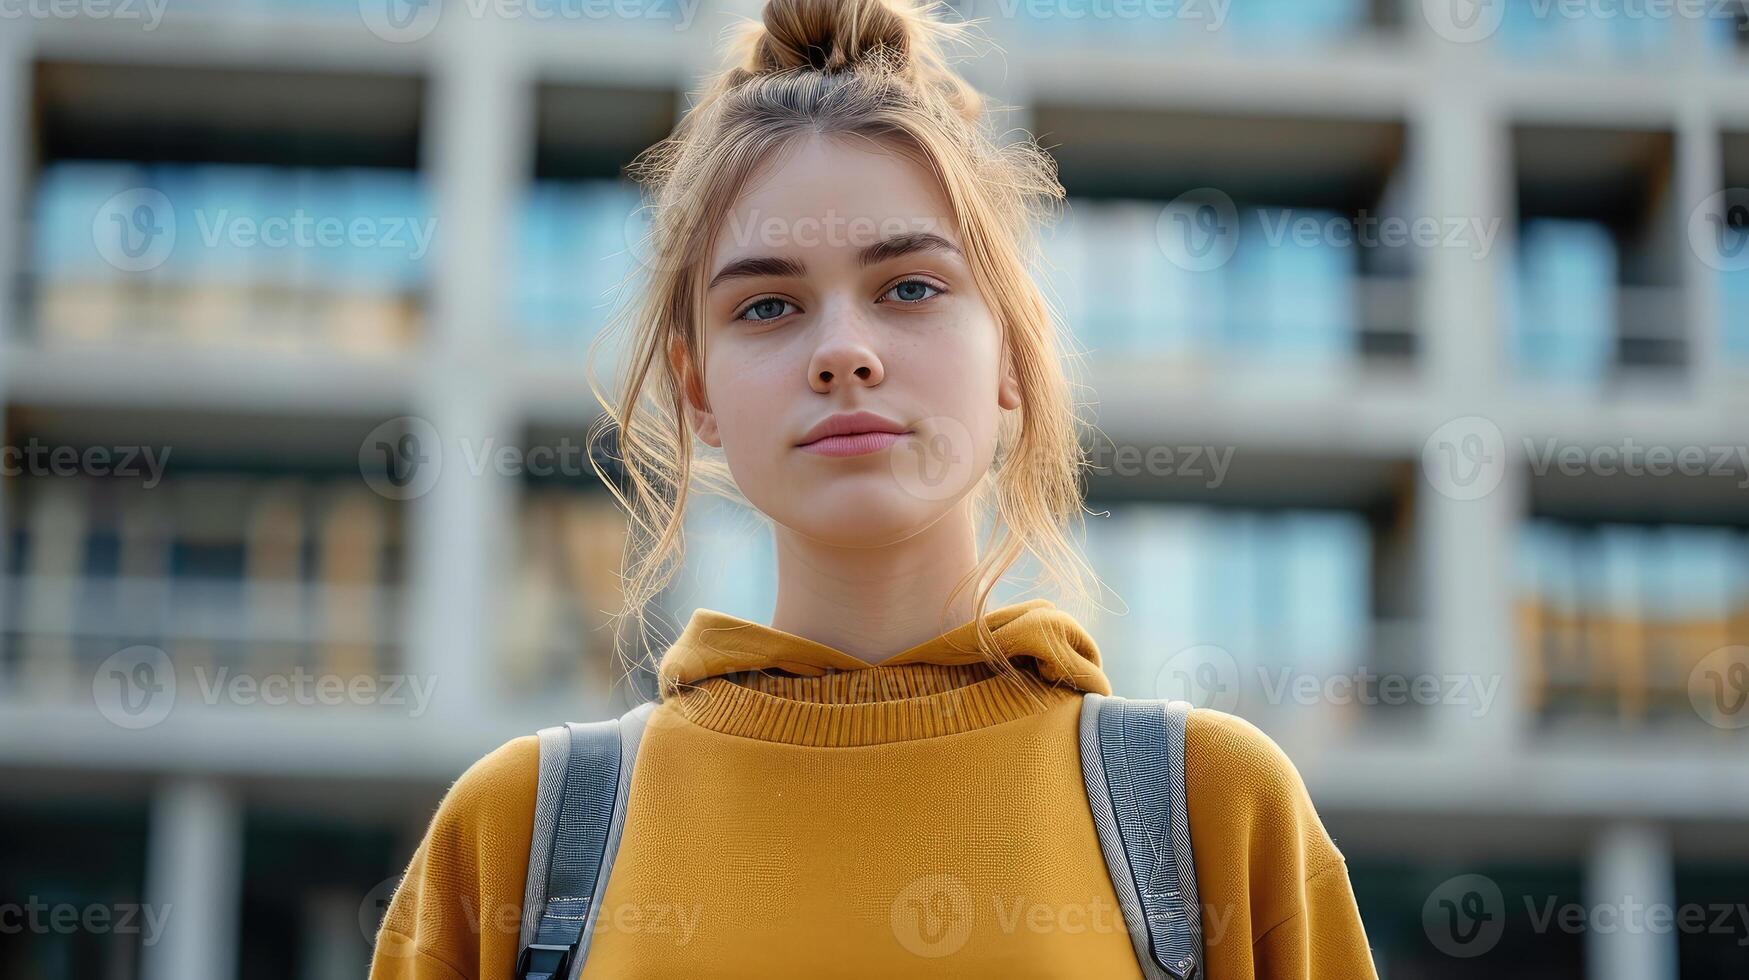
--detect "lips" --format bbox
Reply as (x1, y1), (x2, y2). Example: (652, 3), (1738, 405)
(796, 411), (911, 446)
(798, 431), (912, 457)
(796, 411), (915, 457)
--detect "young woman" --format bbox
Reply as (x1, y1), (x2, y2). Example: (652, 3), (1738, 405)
(370, 1), (1377, 977)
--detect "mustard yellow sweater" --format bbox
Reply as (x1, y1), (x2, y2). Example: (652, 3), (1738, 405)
(370, 599), (1378, 979)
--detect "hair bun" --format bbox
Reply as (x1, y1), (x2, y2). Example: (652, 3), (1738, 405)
(750, 0), (911, 74)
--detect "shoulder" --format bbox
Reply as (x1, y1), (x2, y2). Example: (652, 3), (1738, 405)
(1179, 709), (1376, 971)
(438, 734), (541, 824)
(1183, 707), (1304, 802)
(374, 735), (544, 974)
(412, 734), (543, 887)
(1182, 708), (1343, 874)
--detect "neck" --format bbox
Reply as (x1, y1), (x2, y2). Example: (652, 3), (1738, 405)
(767, 505), (983, 665)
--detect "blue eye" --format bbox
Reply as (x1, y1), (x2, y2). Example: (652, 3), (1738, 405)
(738, 297), (796, 322)
(883, 279), (941, 304)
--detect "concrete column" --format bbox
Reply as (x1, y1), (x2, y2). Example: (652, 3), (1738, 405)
(1585, 822), (1678, 980)
(0, 20), (28, 629)
(1672, 11), (1725, 400)
(1416, 30), (1525, 750)
(140, 778), (244, 980)
(406, 17), (530, 723)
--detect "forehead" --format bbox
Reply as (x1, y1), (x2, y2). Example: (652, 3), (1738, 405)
(711, 134), (960, 259)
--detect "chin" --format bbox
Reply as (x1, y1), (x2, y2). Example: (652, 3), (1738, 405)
(776, 488), (957, 550)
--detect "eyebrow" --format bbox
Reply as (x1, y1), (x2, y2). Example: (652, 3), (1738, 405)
(707, 232), (963, 289)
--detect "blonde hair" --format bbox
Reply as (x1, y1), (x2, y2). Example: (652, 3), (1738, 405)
(586, 0), (1104, 689)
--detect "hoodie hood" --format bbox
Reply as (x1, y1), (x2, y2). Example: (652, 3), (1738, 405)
(657, 597), (1113, 699)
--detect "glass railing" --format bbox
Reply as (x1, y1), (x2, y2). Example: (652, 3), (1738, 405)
(997, 0), (1376, 49)
(1517, 519), (1749, 726)
(510, 178), (644, 364)
(1507, 218), (1689, 384)
(1495, 0), (1678, 61)
(28, 161), (431, 356)
(1, 474), (407, 708)
(1043, 197), (1414, 368)
(1082, 502), (1375, 709)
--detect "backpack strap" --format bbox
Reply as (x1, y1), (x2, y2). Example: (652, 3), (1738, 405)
(1079, 692), (1204, 980)
(516, 701), (655, 980)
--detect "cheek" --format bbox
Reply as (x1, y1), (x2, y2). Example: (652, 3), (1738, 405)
(934, 313), (1006, 444)
(705, 345), (788, 444)
(908, 310), (1002, 396)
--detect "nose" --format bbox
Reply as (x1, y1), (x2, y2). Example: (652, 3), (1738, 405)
(806, 308), (885, 393)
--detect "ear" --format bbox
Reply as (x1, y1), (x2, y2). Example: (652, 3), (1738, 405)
(997, 344), (1022, 411)
(668, 335), (721, 448)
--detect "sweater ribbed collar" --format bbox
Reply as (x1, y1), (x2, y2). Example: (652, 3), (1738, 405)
(654, 598), (1113, 746)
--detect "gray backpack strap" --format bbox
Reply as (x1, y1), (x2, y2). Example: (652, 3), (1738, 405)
(1079, 692), (1204, 980)
(516, 701), (656, 980)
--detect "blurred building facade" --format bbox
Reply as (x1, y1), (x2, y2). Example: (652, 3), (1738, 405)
(1, 1), (1748, 977)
